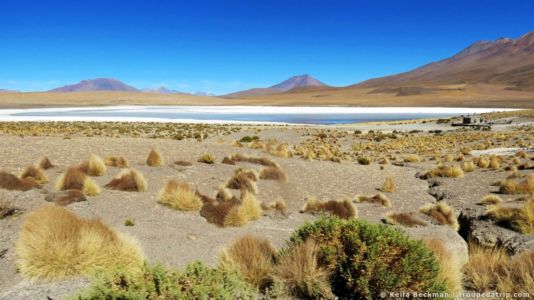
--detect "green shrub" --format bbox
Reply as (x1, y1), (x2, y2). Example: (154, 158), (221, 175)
(286, 217), (447, 299)
(70, 262), (256, 300)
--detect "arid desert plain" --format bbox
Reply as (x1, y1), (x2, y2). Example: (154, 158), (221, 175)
(1, 109), (534, 299)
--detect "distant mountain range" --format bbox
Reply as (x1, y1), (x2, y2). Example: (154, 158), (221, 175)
(224, 74), (327, 98)
(357, 31), (534, 91)
(0, 89), (19, 93)
(49, 78), (139, 93)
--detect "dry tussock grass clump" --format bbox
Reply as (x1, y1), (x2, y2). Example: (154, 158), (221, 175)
(403, 154), (421, 163)
(419, 202), (459, 231)
(486, 197), (534, 234)
(226, 169), (258, 194)
(55, 167), (101, 196)
(215, 186), (234, 202)
(462, 161), (476, 172)
(422, 165), (464, 179)
(219, 235), (276, 289)
(356, 193), (392, 207)
(499, 175), (534, 194)
(259, 166), (288, 182)
(200, 195), (239, 226)
(38, 156), (54, 170)
(105, 168), (147, 192)
(87, 154), (107, 176)
(274, 239), (333, 299)
(223, 191), (263, 227)
(229, 153), (278, 167)
(423, 238), (463, 294)
(104, 156), (129, 168)
(20, 165), (48, 184)
(476, 157), (490, 168)
(300, 197), (357, 219)
(489, 156), (502, 170)
(197, 153), (216, 164)
(15, 205), (143, 280)
(146, 149), (164, 167)
(221, 157), (236, 165)
(158, 180), (202, 211)
(261, 198), (289, 217)
(464, 243), (534, 294)
(384, 212), (427, 227)
(379, 177), (395, 193)
(0, 170), (40, 191)
(480, 194), (503, 205)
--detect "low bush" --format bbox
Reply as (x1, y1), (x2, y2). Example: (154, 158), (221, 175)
(70, 262), (255, 299)
(286, 217), (447, 299)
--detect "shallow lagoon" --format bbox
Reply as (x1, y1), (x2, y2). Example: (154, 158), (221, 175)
(0, 106), (507, 125)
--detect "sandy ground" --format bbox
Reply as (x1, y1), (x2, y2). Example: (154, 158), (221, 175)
(0, 116), (532, 299)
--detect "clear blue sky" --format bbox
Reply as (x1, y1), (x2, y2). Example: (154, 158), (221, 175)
(0, 0), (532, 94)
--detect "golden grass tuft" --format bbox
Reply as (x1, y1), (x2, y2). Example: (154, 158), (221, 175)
(384, 212), (427, 227)
(274, 239), (333, 299)
(38, 156), (54, 170)
(223, 191), (263, 227)
(356, 193), (392, 207)
(462, 161), (476, 172)
(486, 197), (534, 234)
(20, 165), (48, 184)
(219, 235), (276, 289)
(500, 175), (534, 194)
(423, 238), (463, 294)
(261, 198), (289, 216)
(226, 169), (258, 194)
(146, 149), (164, 167)
(477, 157), (490, 168)
(104, 156), (129, 168)
(87, 154), (107, 176)
(464, 243), (534, 294)
(403, 154), (421, 163)
(301, 197), (357, 219)
(157, 180), (202, 211)
(215, 186), (234, 202)
(480, 194), (503, 205)
(489, 156), (501, 170)
(419, 202), (459, 231)
(15, 205), (143, 280)
(379, 177), (395, 193)
(423, 165), (464, 179)
(0, 170), (40, 191)
(259, 166), (288, 182)
(197, 153), (216, 164)
(82, 177), (101, 196)
(105, 168), (147, 192)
